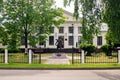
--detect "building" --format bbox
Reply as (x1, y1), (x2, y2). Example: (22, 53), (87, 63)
(45, 11), (108, 48)
(0, 10), (108, 49)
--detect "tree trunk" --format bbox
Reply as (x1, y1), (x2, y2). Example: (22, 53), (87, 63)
(25, 30), (28, 54)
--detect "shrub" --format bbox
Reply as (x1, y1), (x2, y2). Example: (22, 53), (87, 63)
(101, 44), (113, 56)
(0, 48), (22, 53)
(0, 48), (4, 53)
(79, 43), (95, 56)
(8, 48), (22, 53)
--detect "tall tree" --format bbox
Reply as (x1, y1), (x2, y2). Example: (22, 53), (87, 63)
(1, 0), (65, 52)
(102, 0), (120, 46)
(64, 0), (102, 44)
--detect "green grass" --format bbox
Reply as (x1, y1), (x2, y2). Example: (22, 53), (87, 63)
(0, 64), (120, 69)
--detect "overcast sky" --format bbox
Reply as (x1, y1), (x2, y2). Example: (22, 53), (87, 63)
(54, 0), (74, 13)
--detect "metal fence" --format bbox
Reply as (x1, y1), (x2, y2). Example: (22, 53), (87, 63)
(0, 49), (119, 64)
(32, 53), (52, 64)
(8, 53), (29, 64)
(85, 52), (118, 63)
(71, 53), (81, 64)
(0, 53), (4, 63)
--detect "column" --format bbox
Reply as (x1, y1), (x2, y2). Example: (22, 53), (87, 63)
(81, 50), (85, 64)
(29, 49), (32, 64)
(5, 49), (8, 64)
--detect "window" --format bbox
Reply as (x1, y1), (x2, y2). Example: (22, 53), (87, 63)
(78, 36), (81, 44)
(69, 27), (74, 33)
(69, 36), (74, 45)
(49, 36), (54, 45)
(21, 36), (25, 45)
(97, 36), (102, 45)
(78, 27), (82, 34)
(59, 27), (64, 33)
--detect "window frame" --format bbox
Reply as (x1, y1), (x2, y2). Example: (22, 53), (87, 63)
(68, 36), (74, 45)
(97, 36), (102, 46)
(49, 36), (54, 45)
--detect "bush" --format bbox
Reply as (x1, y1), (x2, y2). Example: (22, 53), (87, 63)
(79, 43), (95, 56)
(8, 48), (22, 53)
(0, 48), (4, 53)
(101, 44), (113, 56)
(0, 48), (22, 53)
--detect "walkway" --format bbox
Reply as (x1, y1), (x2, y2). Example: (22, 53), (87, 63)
(44, 53), (70, 64)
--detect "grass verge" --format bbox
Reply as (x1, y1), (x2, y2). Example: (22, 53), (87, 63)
(0, 64), (120, 69)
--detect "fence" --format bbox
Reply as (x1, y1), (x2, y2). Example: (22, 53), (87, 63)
(85, 52), (118, 63)
(0, 52), (4, 63)
(0, 49), (119, 64)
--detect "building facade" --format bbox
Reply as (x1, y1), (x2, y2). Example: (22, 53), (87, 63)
(0, 10), (108, 49)
(45, 11), (108, 48)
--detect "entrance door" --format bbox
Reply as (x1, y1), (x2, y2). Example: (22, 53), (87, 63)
(58, 36), (64, 48)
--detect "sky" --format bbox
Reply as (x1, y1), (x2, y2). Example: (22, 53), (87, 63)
(54, 0), (74, 13)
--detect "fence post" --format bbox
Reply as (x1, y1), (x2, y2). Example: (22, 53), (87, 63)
(5, 49), (8, 64)
(118, 50), (120, 64)
(29, 49), (32, 64)
(81, 50), (85, 64)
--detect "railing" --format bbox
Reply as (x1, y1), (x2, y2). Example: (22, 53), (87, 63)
(0, 48), (119, 64)
(0, 52), (4, 63)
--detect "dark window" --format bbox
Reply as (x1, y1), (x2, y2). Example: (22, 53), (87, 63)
(69, 36), (74, 45)
(59, 27), (64, 33)
(58, 36), (64, 48)
(97, 36), (102, 45)
(78, 27), (82, 34)
(21, 36), (25, 45)
(49, 36), (54, 45)
(69, 27), (74, 33)
(78, 36), (81, 44)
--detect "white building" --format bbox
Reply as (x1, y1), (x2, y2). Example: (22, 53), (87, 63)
(45, 11), (108, 48)
(0, 10), (108, 49)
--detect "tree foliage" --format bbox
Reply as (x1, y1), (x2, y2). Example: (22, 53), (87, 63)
(64, 0), (102, 44)
(0, 0), (65, 50)
(102, 0), (120, 45)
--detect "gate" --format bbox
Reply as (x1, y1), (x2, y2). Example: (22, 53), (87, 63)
(32, 48), (81, 64)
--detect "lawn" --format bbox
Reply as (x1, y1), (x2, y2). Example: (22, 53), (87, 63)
(0, 64), (120, 69)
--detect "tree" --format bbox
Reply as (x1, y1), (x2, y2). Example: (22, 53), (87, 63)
(102, 0), (120, 46)
(64, 0), (102, 44)
(1, 0), (65, 53)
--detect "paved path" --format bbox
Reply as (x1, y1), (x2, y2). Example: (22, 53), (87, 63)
(44, 53), (70, 64)
(0, 70), (120, 80)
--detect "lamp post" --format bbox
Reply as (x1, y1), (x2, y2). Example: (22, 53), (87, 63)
(72, 24), (74, 64)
